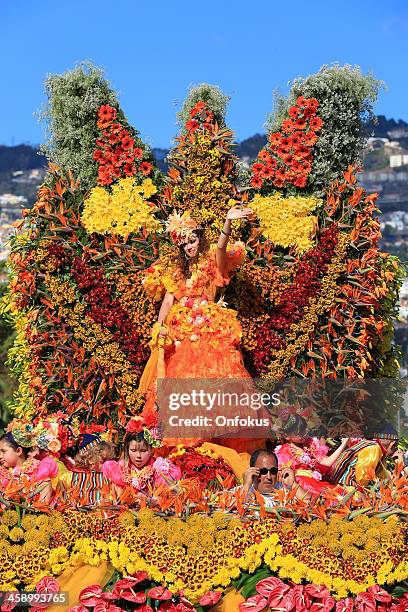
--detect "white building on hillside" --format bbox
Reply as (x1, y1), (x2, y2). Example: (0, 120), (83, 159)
(400, 279), (408, 322)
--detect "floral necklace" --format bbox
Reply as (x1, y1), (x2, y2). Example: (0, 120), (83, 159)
(121, 461), (155, 491)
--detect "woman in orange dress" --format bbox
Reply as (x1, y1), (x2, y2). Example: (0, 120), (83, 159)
(138, 205), (271, 450)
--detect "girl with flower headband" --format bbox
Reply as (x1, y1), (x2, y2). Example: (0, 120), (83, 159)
(139, 205), (271, 447)
(102, 418), (181, 498)
(0, 420), (58, 505)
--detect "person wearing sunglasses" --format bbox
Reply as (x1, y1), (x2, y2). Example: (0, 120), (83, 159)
(241, 449), (280, 501)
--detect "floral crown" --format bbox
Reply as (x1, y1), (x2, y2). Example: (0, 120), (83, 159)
(165, 211), (201, 246)
(125, 417), (162, 448)
(6, 419), (34, 448)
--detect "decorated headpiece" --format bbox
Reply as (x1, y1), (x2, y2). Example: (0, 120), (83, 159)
(33, 412), (76, 454)
(5, 419), (34, 448)
(77, 424), (111, 454)
(165, 211), (201, 246)
(369, 421), (399, 441)
(78, 433), (101, 455)
(125, 417), (162, 449)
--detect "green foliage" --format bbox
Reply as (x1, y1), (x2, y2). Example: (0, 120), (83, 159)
(266, 64), (385, 195)
(177, 83), (230, 128)
(39, 62), (124, 192)
(0, 262), (16, 428)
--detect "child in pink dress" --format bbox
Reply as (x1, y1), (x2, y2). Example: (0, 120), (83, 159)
(103, 429), (181, 496)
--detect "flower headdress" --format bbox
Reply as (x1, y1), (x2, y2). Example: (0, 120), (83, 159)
(165, 211), (201, 246)
(125, 418), (162, 448)
(33, 412), (77, 454)
(125, 395), (162, 448)
(6, 419), (34, 448)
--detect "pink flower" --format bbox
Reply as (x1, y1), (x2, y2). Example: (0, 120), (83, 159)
(147, 587), (172, 601)
(335, 599), (354, 612)
(198, 591), (222, 606)
(292, 585), (312, 610)
(30, 576), (60, 610)
(367, 586), (392, 604)
(355, 591), (376, 612)
(239, 594), (268, 612)
(299, 453), (312, 465)
(153, 457), (172, 475)
(79, 585), (115, 607)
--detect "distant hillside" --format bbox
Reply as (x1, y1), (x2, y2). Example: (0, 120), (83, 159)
(0, 145), (46, 172)
(373, 115), (408, 139)
(1, 114), (407, 177)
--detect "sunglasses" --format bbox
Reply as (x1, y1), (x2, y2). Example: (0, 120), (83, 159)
(258, 467), (278, 476)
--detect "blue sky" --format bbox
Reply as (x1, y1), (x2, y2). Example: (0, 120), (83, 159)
(1, 0), (408, 148)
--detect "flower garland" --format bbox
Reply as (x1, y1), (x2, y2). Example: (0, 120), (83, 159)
(251, 96), (323, 190)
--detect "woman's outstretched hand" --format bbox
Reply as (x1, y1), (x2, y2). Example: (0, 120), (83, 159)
(226, 205), (253, 220)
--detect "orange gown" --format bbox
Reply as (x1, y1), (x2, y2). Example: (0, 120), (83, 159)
(139, 242), (270, 452)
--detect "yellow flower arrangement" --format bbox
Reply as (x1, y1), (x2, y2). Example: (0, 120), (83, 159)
(82, 177), (161, 237)
(250, 192), (323, 253)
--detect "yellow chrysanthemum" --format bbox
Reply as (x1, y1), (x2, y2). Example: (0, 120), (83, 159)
(1, 510), (19, 527)
(250, 192), (323, 253)
(82, 178), (160, 237)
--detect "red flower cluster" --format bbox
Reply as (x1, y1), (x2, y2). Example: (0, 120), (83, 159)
(252, 226), (338, 373)
(251, 96), (323, 190)
(94, 104), (153, 185)
(185, 100), (215, 133)
(241, 578), (404, 612)
(172, 448), (237, 491)
(72, 258), (149, 368)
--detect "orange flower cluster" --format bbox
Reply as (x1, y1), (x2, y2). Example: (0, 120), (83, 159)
(252, 96), (323, 190)
(94, 104), (153, 185)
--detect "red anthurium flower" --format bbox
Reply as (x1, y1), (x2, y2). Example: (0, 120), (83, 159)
(0, 600), (17, 611)
(389, 603), (408, 612)
(79, 585), (115, 606)
(305, 585), (331, 600)
(198, 591), (222, 606)
(292, 585), (312, 610)
(147, 587), (173, 601)
(238, 594), (268, 612)
(367, 586), (392, 603)
(335, 599), (354, 612)
(130, 571), (148, 583)
(255, 577), (286, 599)
(310, 597), (335, 611)
(137, 606), (154, 612)
(175, 602), (195, 611)
(355, 591), (376, 612)
(157, 603), (177, 611)
(112, 579), (146, 604)
(67, 607), (88, 612)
